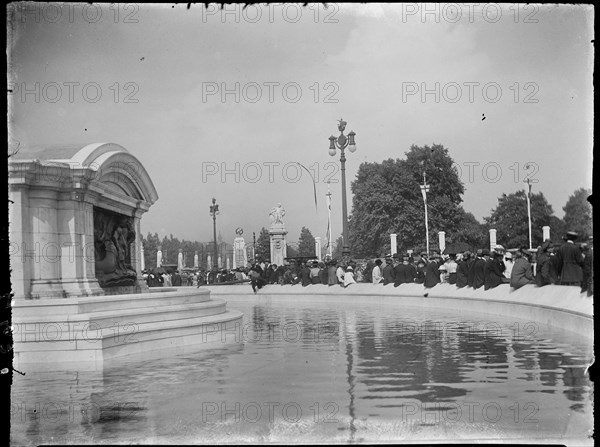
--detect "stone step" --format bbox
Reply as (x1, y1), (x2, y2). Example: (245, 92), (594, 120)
(13, 309), (244, 367)
(12, 288), (213, 317)
(13, 299), (229, 335)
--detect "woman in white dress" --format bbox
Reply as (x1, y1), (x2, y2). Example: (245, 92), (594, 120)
(343, 266), (357, 287)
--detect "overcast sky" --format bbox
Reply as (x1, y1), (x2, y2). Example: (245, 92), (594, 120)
(8, 3), (593, 245)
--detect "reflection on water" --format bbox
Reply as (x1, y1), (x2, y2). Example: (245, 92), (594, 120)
(11, 299), (593, 444)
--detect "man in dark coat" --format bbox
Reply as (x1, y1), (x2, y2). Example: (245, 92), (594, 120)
(456, 252), (470, 288)
(467, 250), (477, 287)
(382, 258), (395, 285)
(424, 254), (441, 288)
(556, 232), (584, 286)
(319, 262), (329, 285)
(535, 241), (554, 287)
(485, 247), (506, 290)
(300, 262), (312, 286)
(415, 259), (426, 284)
(472, 250), (486, 290)
(394, 255), (415, 286)
(581, 240), (593, 296)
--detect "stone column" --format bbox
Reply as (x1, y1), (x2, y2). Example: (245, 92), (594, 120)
(489, 229), (497, 252)
(542, 226), (550, 241)
(58, 192), (103, 297)
(390, 234), (397, 257)
(218, 255), (222, 268)
(8, 185), (33, 299)
(226, 257), (230, 270)
(28, 189), (66, 299)
(194, 251), (199, 268)
(177, 249), (184, 270)
(315, 237), (322, 261)
(207, 254), (212, 269)
(157, 249), (162, 268)
(438, 231), (445, 254)
(140, 244), (145, 271)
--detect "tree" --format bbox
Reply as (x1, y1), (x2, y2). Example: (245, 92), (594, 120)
(348, 144), (465, 257)
(562, 188), (592, 240)
(298, 227), (316, 257)
(332, 236), (343, 260)
(448, 209), (488, 251)
(286, 244), (299, 258)
(484, 190), (558, 248)
(255, 227), (270, 261)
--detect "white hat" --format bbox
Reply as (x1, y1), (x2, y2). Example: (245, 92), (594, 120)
(505, 252), (513, 259)
(494, 244), (505, 251)
(438, 265), (447, 270)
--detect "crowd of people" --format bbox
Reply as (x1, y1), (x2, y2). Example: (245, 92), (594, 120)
(142, 231), (593, 297)
(245, 231), (593, 296)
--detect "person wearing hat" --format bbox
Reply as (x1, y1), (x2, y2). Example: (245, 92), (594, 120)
(581, 238), (593, 296)
(424, 253), (442, 288)
(456, 251), (470, 288)
(444, 254), (458, 285)
(372, 259), (383, 285)
(503, 251), (514, 280)
(310, 261), (321, 285)
(414, 258), (426, 284)
(510, 247), (536, 289)
(394, 255), (416, 286)
(301, 261), (312, 287)
(335, 262), (345, 285)
(382, 257), (396, 285)
(471, 249), (486, 290)
(535, 240), (555, 287)
(438, 264), (448, 283)
(343, 265), (356, 287)
(556, 231), (584, 286)
(327, 260), (339, 286)
(485, 247), (506, 290)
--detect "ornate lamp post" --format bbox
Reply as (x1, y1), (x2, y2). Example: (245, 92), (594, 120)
(209, 198), (219, 270)
(420, 171), (431, 257)
(328, 118), (357, 259)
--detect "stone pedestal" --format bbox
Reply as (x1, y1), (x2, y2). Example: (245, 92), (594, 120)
(542, 226), (550, 241)
(194, 251), (199, 268)
(140, 244), (145, 271)
(178, 249), (184, 271)
(438, 231), (445, 254)
(315, 237), (322, 261)
(390, 233), (397, 256)
(157, 250), (163, 268)
(489, 229), (497, 251)
(269, 223), (288, 267)
(233, 237), (248, 269)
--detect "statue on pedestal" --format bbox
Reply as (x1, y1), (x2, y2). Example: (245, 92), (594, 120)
(268, 204), (288, 266)
(269, 203), (286, 225)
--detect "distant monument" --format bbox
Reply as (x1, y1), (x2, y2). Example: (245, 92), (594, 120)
(194, 251), (199, 268)
(269, 203), (287, 266)
(232, 227), (248, 269)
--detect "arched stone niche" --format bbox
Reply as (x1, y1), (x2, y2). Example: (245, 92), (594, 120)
(9, 143), (158, 299)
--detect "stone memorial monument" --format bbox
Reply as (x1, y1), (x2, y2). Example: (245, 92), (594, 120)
(194, 251), (199, 268)
(269, 203), (287, 266)
(9, 142), (243, 368)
